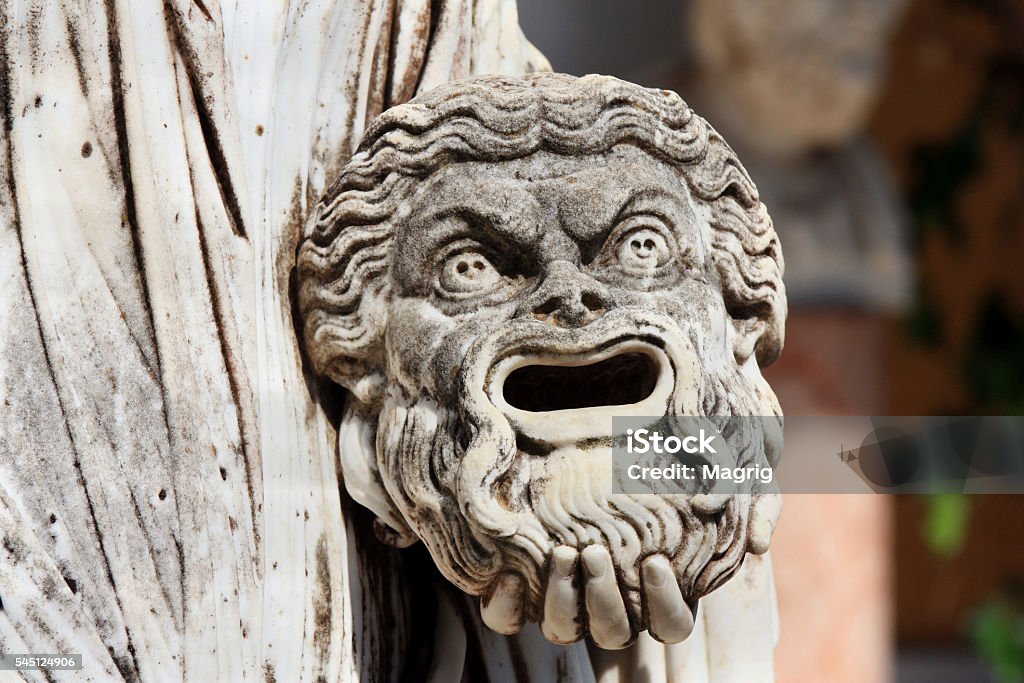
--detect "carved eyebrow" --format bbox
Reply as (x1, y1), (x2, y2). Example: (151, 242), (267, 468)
(610, 188), (679, 227)
(423, 206), (539, 277)
(429, 206), (532, 249)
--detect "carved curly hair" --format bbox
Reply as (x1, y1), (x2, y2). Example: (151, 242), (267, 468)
(298, 73), (786, 393)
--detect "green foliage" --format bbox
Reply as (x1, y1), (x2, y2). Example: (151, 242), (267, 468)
(908, 4), (1024, 680)
(923, 494), (972, 559)
(973, 600), (1024, 683)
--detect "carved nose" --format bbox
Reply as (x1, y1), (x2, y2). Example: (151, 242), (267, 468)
(522, 261), (611, 327)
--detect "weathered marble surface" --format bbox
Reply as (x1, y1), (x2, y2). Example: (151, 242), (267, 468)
(299, 72), (785, 653)
(1, 2), (785, 681)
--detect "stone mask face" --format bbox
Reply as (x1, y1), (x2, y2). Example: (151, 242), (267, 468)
(387, 147), (714, 408)
(298, 73), (786, 649)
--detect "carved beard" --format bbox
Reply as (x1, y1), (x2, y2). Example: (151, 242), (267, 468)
(375, 311), (780, 625)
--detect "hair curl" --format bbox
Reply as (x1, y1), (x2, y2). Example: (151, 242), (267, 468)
(298, 73), (785, 391)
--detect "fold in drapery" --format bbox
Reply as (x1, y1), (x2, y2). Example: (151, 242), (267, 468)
(0, 1), (545, 680)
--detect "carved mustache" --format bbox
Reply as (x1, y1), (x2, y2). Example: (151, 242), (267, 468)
(465, 307), (700, 371)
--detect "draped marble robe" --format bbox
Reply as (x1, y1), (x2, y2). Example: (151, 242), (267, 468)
(0, 1), (776, 680)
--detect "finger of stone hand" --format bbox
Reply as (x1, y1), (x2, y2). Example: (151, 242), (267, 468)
(581, 545), (632, 649)
(481, 572), (526, 635)
(642, 554), (695, 644)
(541, 545), (582, 644)
(747, 493), (783, 554)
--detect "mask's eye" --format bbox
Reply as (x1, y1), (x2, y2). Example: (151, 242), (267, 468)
(437, 247), (504, 297)
(595, 216), (678, 276)
(618, 227), (671, 270)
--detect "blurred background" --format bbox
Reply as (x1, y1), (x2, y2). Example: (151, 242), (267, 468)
(517, 0), (1024, 681)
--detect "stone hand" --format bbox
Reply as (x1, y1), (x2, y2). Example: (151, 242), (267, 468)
(482, 545), (698, 649)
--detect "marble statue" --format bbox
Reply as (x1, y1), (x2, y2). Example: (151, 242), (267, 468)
(298, 72), (785, 650)
(1, 1), (786, 680)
